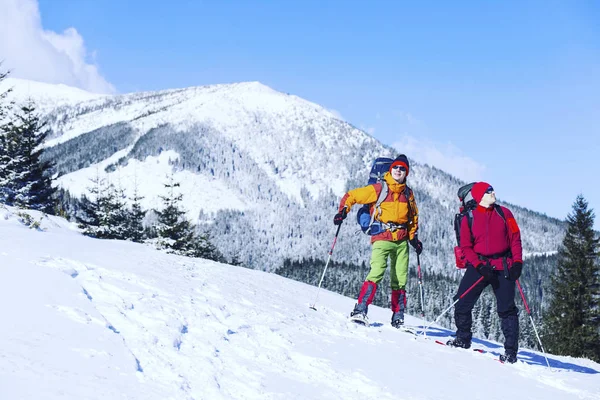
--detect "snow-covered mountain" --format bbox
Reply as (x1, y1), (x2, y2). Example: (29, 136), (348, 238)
(1, 78), (565, 272)
(1, 77), (107, 112)
(0, 206), (597, 400)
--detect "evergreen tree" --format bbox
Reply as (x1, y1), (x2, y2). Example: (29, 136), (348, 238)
(0, 118), (26, 204)
(80, 173), (128, 240)
(126, 184), (146, 243)
(4, 101), (56, 212)
(0, 63), (11, 115)
(79, 173), (105, 236)
(543, 195), (600, 362)
(193, 230), (225, 262)
(156, 175), (198, 256)
(155, 174), (223, 260)
(96, 182), (128, 239)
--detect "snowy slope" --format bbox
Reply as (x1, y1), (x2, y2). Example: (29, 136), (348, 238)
(0, 207), (597, 400)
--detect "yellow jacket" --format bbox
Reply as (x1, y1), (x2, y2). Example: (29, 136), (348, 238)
(339, 172), (419, 243)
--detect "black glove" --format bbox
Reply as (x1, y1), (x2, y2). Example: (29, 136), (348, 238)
(476, 262), (495, 282)
(409, 238), (423, 255)
(333, 207), (348, 225)
(509, 262), (523, 281)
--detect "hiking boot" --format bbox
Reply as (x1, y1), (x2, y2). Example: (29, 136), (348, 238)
(350, 311), (368, 325)
(446, 337), (471, 349)
(350, 303), (369, 324)
(351, 302), (368, 316)
(499, 351), (518, 364)
(391, 312), (404, 328)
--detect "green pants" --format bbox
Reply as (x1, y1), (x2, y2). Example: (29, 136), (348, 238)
(366, 240), (409, 290)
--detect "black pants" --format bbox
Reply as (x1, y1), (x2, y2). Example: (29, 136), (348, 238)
(454, 266), (519, 352)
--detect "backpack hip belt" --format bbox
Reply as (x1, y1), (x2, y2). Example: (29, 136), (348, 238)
(477, 249), (512, 261)
(379, 222), (408, 232)
(478, 249), (513, 276)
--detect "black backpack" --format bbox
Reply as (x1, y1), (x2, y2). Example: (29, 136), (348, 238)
(453, 183), (506, 268)
(356, 157), (414, 235)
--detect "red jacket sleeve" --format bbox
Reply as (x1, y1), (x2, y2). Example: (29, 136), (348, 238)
(459, 215), (481, 268)
(502, 207), (523, 263)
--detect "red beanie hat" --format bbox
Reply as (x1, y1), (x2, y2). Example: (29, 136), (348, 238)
(471, 181), (492, 203)
(389, 154), (410, 176)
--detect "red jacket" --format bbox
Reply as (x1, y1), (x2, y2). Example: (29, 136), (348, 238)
(460, 205), (523, 271)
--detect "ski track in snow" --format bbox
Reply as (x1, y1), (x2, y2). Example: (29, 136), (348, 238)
(0, 207), (599, 400)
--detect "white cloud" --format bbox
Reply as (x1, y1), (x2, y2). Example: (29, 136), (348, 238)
(0, 0), (115, 94)
(392, 135), (486, 182)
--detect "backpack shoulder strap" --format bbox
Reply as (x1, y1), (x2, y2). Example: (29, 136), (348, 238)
(467, 209), (474, 234)
(405, 185), (415, 218)
(468, 205), (508, 242)
(377, 181), (388, 207)
(494, 204), (506, 222)
(367, 181), (388, 230)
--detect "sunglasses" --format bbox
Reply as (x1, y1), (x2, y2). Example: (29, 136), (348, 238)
(486, 186), (494, 194)
(392, 166), (407, 172)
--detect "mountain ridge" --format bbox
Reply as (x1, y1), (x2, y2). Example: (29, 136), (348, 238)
(4, 78), (565, 272)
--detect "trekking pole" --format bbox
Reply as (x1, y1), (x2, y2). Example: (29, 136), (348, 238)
(516, 280), (551, 368)
(420, 276), (484, 337)
(309, 223), (342, 311)
(417, 253), (425, 318)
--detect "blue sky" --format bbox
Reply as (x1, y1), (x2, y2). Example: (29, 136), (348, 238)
(2, 0), (599, 227)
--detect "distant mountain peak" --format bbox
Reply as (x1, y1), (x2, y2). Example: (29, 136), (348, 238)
(0, 77), (108, 109)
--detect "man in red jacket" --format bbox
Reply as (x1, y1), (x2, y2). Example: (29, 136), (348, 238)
(446, 182), (523, 364)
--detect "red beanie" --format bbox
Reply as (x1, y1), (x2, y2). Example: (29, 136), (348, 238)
(390, 160), (409, 175)
(471, 181), (492, 203)
(389, 154), (410, 176)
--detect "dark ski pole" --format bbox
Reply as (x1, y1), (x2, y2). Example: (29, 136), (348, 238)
(421, 276), (484, 337)
(309, 223), (342, 311)
(417, 253), (425, 318)
(516, 279), (551, 368)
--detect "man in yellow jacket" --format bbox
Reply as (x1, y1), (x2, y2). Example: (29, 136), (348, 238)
(334, 154), (422, 327)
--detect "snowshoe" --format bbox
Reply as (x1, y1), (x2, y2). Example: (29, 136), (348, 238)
(390, 312), (404, 328)
(446, 337), (471, 349)
(349, 310), (369, 325)
(499, 351), (518, 364)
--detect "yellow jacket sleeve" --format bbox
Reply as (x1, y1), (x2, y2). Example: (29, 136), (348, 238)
(339, 184), (379, 212)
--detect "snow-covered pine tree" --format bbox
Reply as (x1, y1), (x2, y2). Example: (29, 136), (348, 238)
(97, 182), (129, 240)
(5, 101), (56, 213)
(0, 120), (27, 206)
(126, 182), (146, 243)
(192, 231), (224, 262)
(81, 172), (128, 239)
(0, 64), (10, 113)
(80, 173), (106, 237)
(155, 174), (223, 260)
(155, 175), (197, 256)
(543, 195), (600, 362)
(0, 67), (8, 204)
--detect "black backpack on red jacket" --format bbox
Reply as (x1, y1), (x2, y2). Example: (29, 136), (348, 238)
(453, 183), (506, 268)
